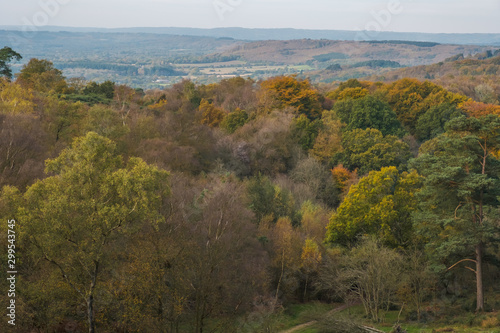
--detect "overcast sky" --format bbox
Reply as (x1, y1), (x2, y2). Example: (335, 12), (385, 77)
(1, 0), (499, 34)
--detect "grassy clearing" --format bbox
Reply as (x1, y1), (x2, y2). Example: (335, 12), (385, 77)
(328, 304), (500, 333)
(193, 303), (500, 333)
(274, 302), (341, 331)
(171, 62), (316, 80)
(233, 302), (340, 332)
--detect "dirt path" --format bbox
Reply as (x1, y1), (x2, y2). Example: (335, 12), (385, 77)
(280, 321), (318, 333)
(279, 303), (354, 333)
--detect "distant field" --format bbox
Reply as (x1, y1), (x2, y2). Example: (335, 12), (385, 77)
(172, 61), (315, 80)
(174, 60), (247, 68)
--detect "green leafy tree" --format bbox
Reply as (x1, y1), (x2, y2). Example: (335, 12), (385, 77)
(14, 132), (170, 332)
(410, 115), (500, 311)
(333, 95), (403, 136)
(42, 95), (85, 143)
(291, 114), (322, 150)
(177, 79), (201, 106)
(83, 105), (129, 141)
(16, 58), (67, 93)
(221, 108), (248, 133)
(82, 80), (115, 99)
(247, 174), (298, 225)
(339, 128), (411, 175)
(247, 174), (276, 223)
(415, 102), (465, 141)
(0, 47), (22, 79)
(326, 166), (422, 248)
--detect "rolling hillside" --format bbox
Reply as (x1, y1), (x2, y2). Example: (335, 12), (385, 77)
(1, 29), (497, 88)
(218, 39), (491, 66)
(365, 53), (500, 101)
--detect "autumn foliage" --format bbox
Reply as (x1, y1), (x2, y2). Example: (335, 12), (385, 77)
(0, 54), (499, 332)
(459, 99), (500, 118)
(259, 75), (322, 119)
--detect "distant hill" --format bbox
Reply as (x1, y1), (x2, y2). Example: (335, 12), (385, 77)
(1, 28), (497, 89)
(364, 53), (500, 102)
(2, 26), (500, 45)
(0, 30), (241, 60)
(369, 51), (500, 81)
(0, 30), (244, 87)
(217, 39), (492, 66)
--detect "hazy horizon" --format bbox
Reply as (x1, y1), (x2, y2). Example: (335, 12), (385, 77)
(1, 0), (499, 35)
(4, 24), (500, 36)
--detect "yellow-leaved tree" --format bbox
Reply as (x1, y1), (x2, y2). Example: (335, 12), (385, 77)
(6, 132), (170, 333)
(326, 166), (422, 248)
(259, 75), (322, 120)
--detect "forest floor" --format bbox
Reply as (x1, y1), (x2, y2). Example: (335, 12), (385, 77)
(279, 302), (500, 333)
(279, 302), (380, 333)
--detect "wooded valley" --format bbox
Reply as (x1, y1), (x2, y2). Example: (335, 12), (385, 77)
(0, 47), (499, 333)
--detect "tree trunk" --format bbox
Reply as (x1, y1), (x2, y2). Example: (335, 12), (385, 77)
(476, 242), (484, 311)
(87, 262), (99, 333)
(303, 275), (308, 301)
(87, 294), (95, 333)
(275, 248), (285, 303)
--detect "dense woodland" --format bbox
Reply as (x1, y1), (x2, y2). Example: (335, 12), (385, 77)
(0, 47), (499, 333)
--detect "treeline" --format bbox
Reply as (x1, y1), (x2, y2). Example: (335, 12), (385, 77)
(351, 59), (401, 68)
(170, 54), (241, 64)
(0, 53), (499, 332)
(362, 40), (441, 47)
(312, 52), (349, 62)
(55, 61), (185, 76)
(323, 59), (402, 73)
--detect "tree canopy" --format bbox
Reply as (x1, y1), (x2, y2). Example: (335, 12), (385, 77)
(0, 47), (22, 79)
(410, 115), (500, 311)
(16, 58), (67, 93)
(332, 94), (403, 136)
(259, 75), (323, 120)
(0, 58), (499, 331)
(325, 166), (422, 248)
(13, 132), (170, 332)
(338, 128), (411, 175)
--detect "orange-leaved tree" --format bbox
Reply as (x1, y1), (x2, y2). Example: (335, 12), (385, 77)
(259, 75), (322, 120)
